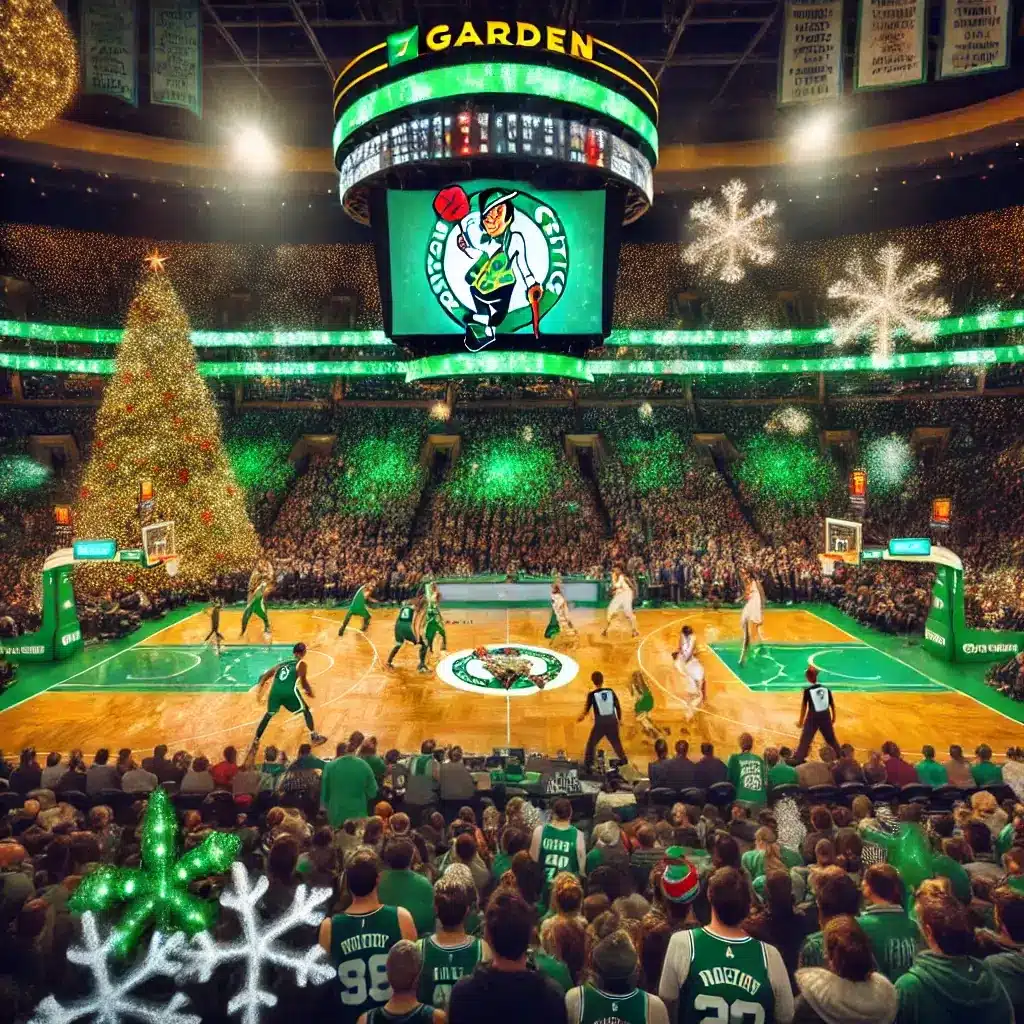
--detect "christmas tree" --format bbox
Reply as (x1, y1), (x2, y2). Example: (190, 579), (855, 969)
(75, 262), (260, 590)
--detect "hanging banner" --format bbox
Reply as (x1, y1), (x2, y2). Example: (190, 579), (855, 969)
(150, 0), (203, 117)
(778, 0), (844, 105)
(81, 0), (138, 106)
(938, 0), (1011, 78)
(854, 0), (928, 91)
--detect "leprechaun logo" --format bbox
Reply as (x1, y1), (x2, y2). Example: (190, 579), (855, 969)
(429, 185), (569, 351)
(436, 643), (579, 696)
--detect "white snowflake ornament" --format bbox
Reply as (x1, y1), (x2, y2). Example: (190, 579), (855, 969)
(30, 912), (198, 1024)
(178, 862), (334, 1024)
(683, 179), (777, 284)
(827, 244), (950, 359)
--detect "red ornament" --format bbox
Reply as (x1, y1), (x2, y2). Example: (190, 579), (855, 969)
(171, 416), (183, 427)
(125, 404), (135, 414)
(80, 486), (91, 499)
(162, 391), (175, 404)
(201, 509), (213, 525)
(215, 552), (225, 561)
(226, 485), (235, 496)
(178, 467), (190, 485)
(123, 371), (134, 384)
(105, 461), (115, 472)
(126, 574), (136, 584)
(200, 439), (212, 452)
(143, 370), (152, 380)
(94, 440), (104, 450)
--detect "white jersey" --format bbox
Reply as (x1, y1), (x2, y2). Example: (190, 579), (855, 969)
(676, 634), (705, 687)
(611, 574), (632, 596)
(552, 591), (571, 627)
(740, 580), (763, 625)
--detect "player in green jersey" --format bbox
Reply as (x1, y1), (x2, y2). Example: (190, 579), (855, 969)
(659, 867), (793, 1024)
(423, 581), (448, 653)
(248, 642), (326, 756)
(240, 558), (274, 640)
(417, 870), (489, 1010)
(387, 598), (429, 673)
(567, 922), (669, 1024)
(321, 852), (418, 1023)
(204, 599), (224, 656)
(358, 941), (443, 1024)
(340, 580), (377, 637)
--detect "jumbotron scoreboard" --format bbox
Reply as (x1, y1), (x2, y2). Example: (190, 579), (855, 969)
(332, 19), (659, 359)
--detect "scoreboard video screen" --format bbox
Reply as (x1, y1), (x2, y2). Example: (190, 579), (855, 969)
(381, 179), (614, 353)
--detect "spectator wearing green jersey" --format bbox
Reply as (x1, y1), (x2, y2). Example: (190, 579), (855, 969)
(856, 864), (921, 982)
(765, 747), (799, 792)
(727, 733), (767, 808)
(378, 837), (437, 937)
(972, 744), (1004, 787)
(980, 887), (1024, 1018)
(798, 867), (860, 969)
(915, 746), (948, 788)
(357, 940), (444, 1024)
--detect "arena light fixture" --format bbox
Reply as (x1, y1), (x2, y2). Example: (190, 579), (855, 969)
(791, 109), (839, 157)
(231, 124), (278, 173)
(5, 310), (1022, 349)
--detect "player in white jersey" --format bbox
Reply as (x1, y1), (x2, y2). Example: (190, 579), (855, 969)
(672, 624), (705, 720)
(602, 567), (639, 638)
(738, 572), (765, 665)
(544, 581), (576, 644)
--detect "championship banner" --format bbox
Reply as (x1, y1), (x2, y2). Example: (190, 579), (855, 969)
(778, 0), (843, 105)
(81, 0), (138, 106)
(854, 0), (928, 91)
(150, 0), (203, 117)
(938, 0), (1011, 78)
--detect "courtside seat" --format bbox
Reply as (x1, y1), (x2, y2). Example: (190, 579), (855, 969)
(929, 784), (964, 810)
(172, 791), (206, 813)
(160, 780), (180, 796)
(899, 782), (932, 805)
(839, 781), (867, 802)
(61, 790), (91, 813)
(707, 781), (736, 808)
(648, 787), (678, 809)
(983, 783), (1016, 803)
(869, 782), (899, 805)
(680, 787), (707, 807)
(0, 791), (21, 814)
(91, 788), (138, 821)
(806, 784), (840, 806)
(769, 782), (800, 803)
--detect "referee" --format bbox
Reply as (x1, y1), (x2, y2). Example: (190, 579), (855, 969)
(578, 671), (628, 772)
(793, 665), (840, 762)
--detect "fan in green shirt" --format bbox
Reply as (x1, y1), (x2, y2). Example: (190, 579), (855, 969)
(915, 747), (948, 787)
(727, 736), (767, 806)
(798, 866), (860, 969)
(857, 863), (922, 982)
(971, 746), (1004, 787)
(765, 749), (799, 791)
(378, 838), (437, 937)
(321, 744), (379, 827)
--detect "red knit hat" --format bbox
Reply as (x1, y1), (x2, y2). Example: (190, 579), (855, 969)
(660, 847), (699, 904)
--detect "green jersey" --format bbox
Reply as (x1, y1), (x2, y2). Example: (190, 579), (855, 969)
(417, 935), (484, 1010)
(395, 604), (418, 643)
(577, 985), (652, 1024)
(915, 759), (948, 787)
(539, 823), (581, 884)
(677, 928), (776, 1024)
(350, 586), (370, 616)
(366, 1005), (434, 1024)
(857, 905), (921, 982)
(331, 906), (404, 1022)
(799, 931), (825, 969)
(267, 659), (305, 714)
(727, 752), (767, 805)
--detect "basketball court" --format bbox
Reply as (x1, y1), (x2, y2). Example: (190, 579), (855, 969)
(1, 602), (1020, 765)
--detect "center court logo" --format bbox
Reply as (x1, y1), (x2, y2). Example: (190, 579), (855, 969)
(428, 185), (569, 351)
(436, 643), (578, 696)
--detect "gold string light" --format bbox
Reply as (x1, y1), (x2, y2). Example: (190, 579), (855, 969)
(0, 0), (78, 139)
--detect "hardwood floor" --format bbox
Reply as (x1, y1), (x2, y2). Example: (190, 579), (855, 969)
(1, 607), (1020, 763)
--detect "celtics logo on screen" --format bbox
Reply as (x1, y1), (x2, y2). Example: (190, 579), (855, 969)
(429, 185), (569, 351)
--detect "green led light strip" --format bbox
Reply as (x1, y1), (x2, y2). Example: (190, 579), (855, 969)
(332, 62), (659, 161)
(5, 309), (1023, 350)
(404, 351), (593, 382)
(0, 320), (393, 348)
(3, 344), (1023, 380)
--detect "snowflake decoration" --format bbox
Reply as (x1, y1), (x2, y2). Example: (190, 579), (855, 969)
(30, 912), (198, 1024)
(683, 179), (776, 284)
(827, 244), (950, 359)
(178, 862), (334, 1024)
(765, 406), (811, 436)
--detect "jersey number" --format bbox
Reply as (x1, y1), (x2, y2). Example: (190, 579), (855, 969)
(338, 954), (390, 1006)
(694, 995), (765, 1024)
(278, 667), (289, 680)
(544, 853), (569, 881)
(431, 983), (453, 1010)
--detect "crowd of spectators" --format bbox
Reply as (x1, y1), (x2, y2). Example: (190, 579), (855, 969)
(2, 728), (1024, 1022)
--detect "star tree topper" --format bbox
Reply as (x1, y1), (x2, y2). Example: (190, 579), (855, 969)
(69, 787), (241, 957)
(683, 178), (777, 284)
(827, 243), (950, 360)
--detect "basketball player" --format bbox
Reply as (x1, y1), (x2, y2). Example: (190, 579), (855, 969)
(319, 850), (417, 1023)
(673, 624), (706, 718)
(339, 579), (376, 637)
(603, 567), (639, 638)
(629, 670), (661, 739)
(240, 557), (274, 641)
(544, 581), (575, 641)
(417, 870), (490, 1011)
(423, 580), (448, 653)
(658, 867), (794, 1023)
(578, 671), (628, 772)
(387, 597), (429, 673)
(738, 571), (765, 665)
(204, 599), (224, 656)
(794, 665), (840, 761)
(248, 642), (326, 755)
